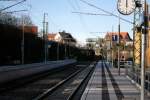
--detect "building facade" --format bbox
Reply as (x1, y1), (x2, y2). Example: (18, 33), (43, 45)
(105, 32), (133, 61)
(47, 31), (76, 46)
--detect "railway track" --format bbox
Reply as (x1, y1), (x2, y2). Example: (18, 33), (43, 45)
(0, 63), (76, 92)
(0, 62), (95, 100)
(34, 62), (96, 100)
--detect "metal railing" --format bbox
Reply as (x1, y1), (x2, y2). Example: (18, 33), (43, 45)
(123, 62), (150, 92)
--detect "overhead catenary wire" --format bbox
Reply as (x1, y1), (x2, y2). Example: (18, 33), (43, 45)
(0, 0), (26, 12)
(67, 0), (77, 11)
(72, 12), (112, 16)
(67, 0), (88, 31)
(0, 0), (17, 1)
(1, 9), (28, 14)
(79, 0), (134, 24)
(74, 0), (90, 31)
(67, 0), (91, 40)
(48, 15), (63, 33)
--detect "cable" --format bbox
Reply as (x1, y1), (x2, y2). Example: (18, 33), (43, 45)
(1, 9), (28, 14)
(49, 16), (63, 32)
(0, 0), (26, 12)
(80, 0), (134, 24)
(67, 0), (77, 10)
(72, 11), (112, 16)
(0, 0), (17, 1)
(66, 0), (91, 41)
(73, 0), (92, 38)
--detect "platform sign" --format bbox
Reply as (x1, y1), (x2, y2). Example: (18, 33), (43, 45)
(112, 35), (118, 41)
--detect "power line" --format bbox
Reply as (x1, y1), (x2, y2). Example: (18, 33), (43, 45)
(1, 9), (28, 14)
(67, 0), (77, 10)
(72, 11), (112, 16)
(73, 0), (92, 37)
(0, 0), (26, 12)
(49, 16), (63, 32)
(75, 0), (81, 10)
(67, 0), (90, 38)
(0, 0), (18, 1)
(79, 0), (134, 24)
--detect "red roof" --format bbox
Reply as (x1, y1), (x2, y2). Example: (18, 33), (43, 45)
(19, 25), (38, 34)
(105, 32), (132, 41)
(48, 33), (56, 41)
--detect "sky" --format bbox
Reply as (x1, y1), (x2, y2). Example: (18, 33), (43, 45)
(1, 0), (150, 44)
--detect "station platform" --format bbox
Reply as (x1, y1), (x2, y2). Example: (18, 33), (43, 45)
(0, 59), (76, 84)
(81, 61), (150, 100)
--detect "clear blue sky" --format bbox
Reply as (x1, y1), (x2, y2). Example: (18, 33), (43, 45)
(1, 0), (150, 44)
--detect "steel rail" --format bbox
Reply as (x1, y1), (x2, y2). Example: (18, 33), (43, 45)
(67, 63), (96, 100)
(32, 68), (84, 100)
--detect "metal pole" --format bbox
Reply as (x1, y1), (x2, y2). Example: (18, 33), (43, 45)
(111, 26), (114, 67)
(43, 13), (48, 63)
(65, 43), (67, 59)
(46, 22), (48, 61)
(21, 15), (24, 64)
(43, 13), (45, 63)
(118, 14), (120, 75)
(57, 42), (59, 60)
(141, 0), (146, 99)
(141, 32), (145, 100)
(68, 40), (70, 58)
(111, 41), (113, 67)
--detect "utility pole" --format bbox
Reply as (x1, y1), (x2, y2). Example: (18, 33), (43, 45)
(118, 14), (121, 75)
(21, 15), (24, 64)
(46, 22), (49, 61)
(43, 13), (48, 63)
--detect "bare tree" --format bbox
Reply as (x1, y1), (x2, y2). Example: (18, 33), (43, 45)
(21, 14), (33, 26)
(0, 12), (33, 26)
(0, 13), (16, 25)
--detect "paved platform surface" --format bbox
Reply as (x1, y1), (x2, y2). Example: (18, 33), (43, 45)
(0, 59), (76, 84)
(81, 61), (150, 100)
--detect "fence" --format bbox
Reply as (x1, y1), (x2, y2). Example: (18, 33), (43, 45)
(122, 61), (150, 92)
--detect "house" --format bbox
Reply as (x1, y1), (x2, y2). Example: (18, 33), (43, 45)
(105, 32), (132, 43)
(48, 33), (56, 41)
(105, 32), (133, 61)
(47, 31), (76, 46)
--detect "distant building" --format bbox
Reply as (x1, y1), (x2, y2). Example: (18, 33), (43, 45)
(86, 38), (104, 56)
(105, 32), (133, 61)
(105, 32), (132, 43)
(24, 26), (38, 34)
(48, 33), (57, 41)
(19, 25), (38, 35)
(48, 31), (76, 46)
